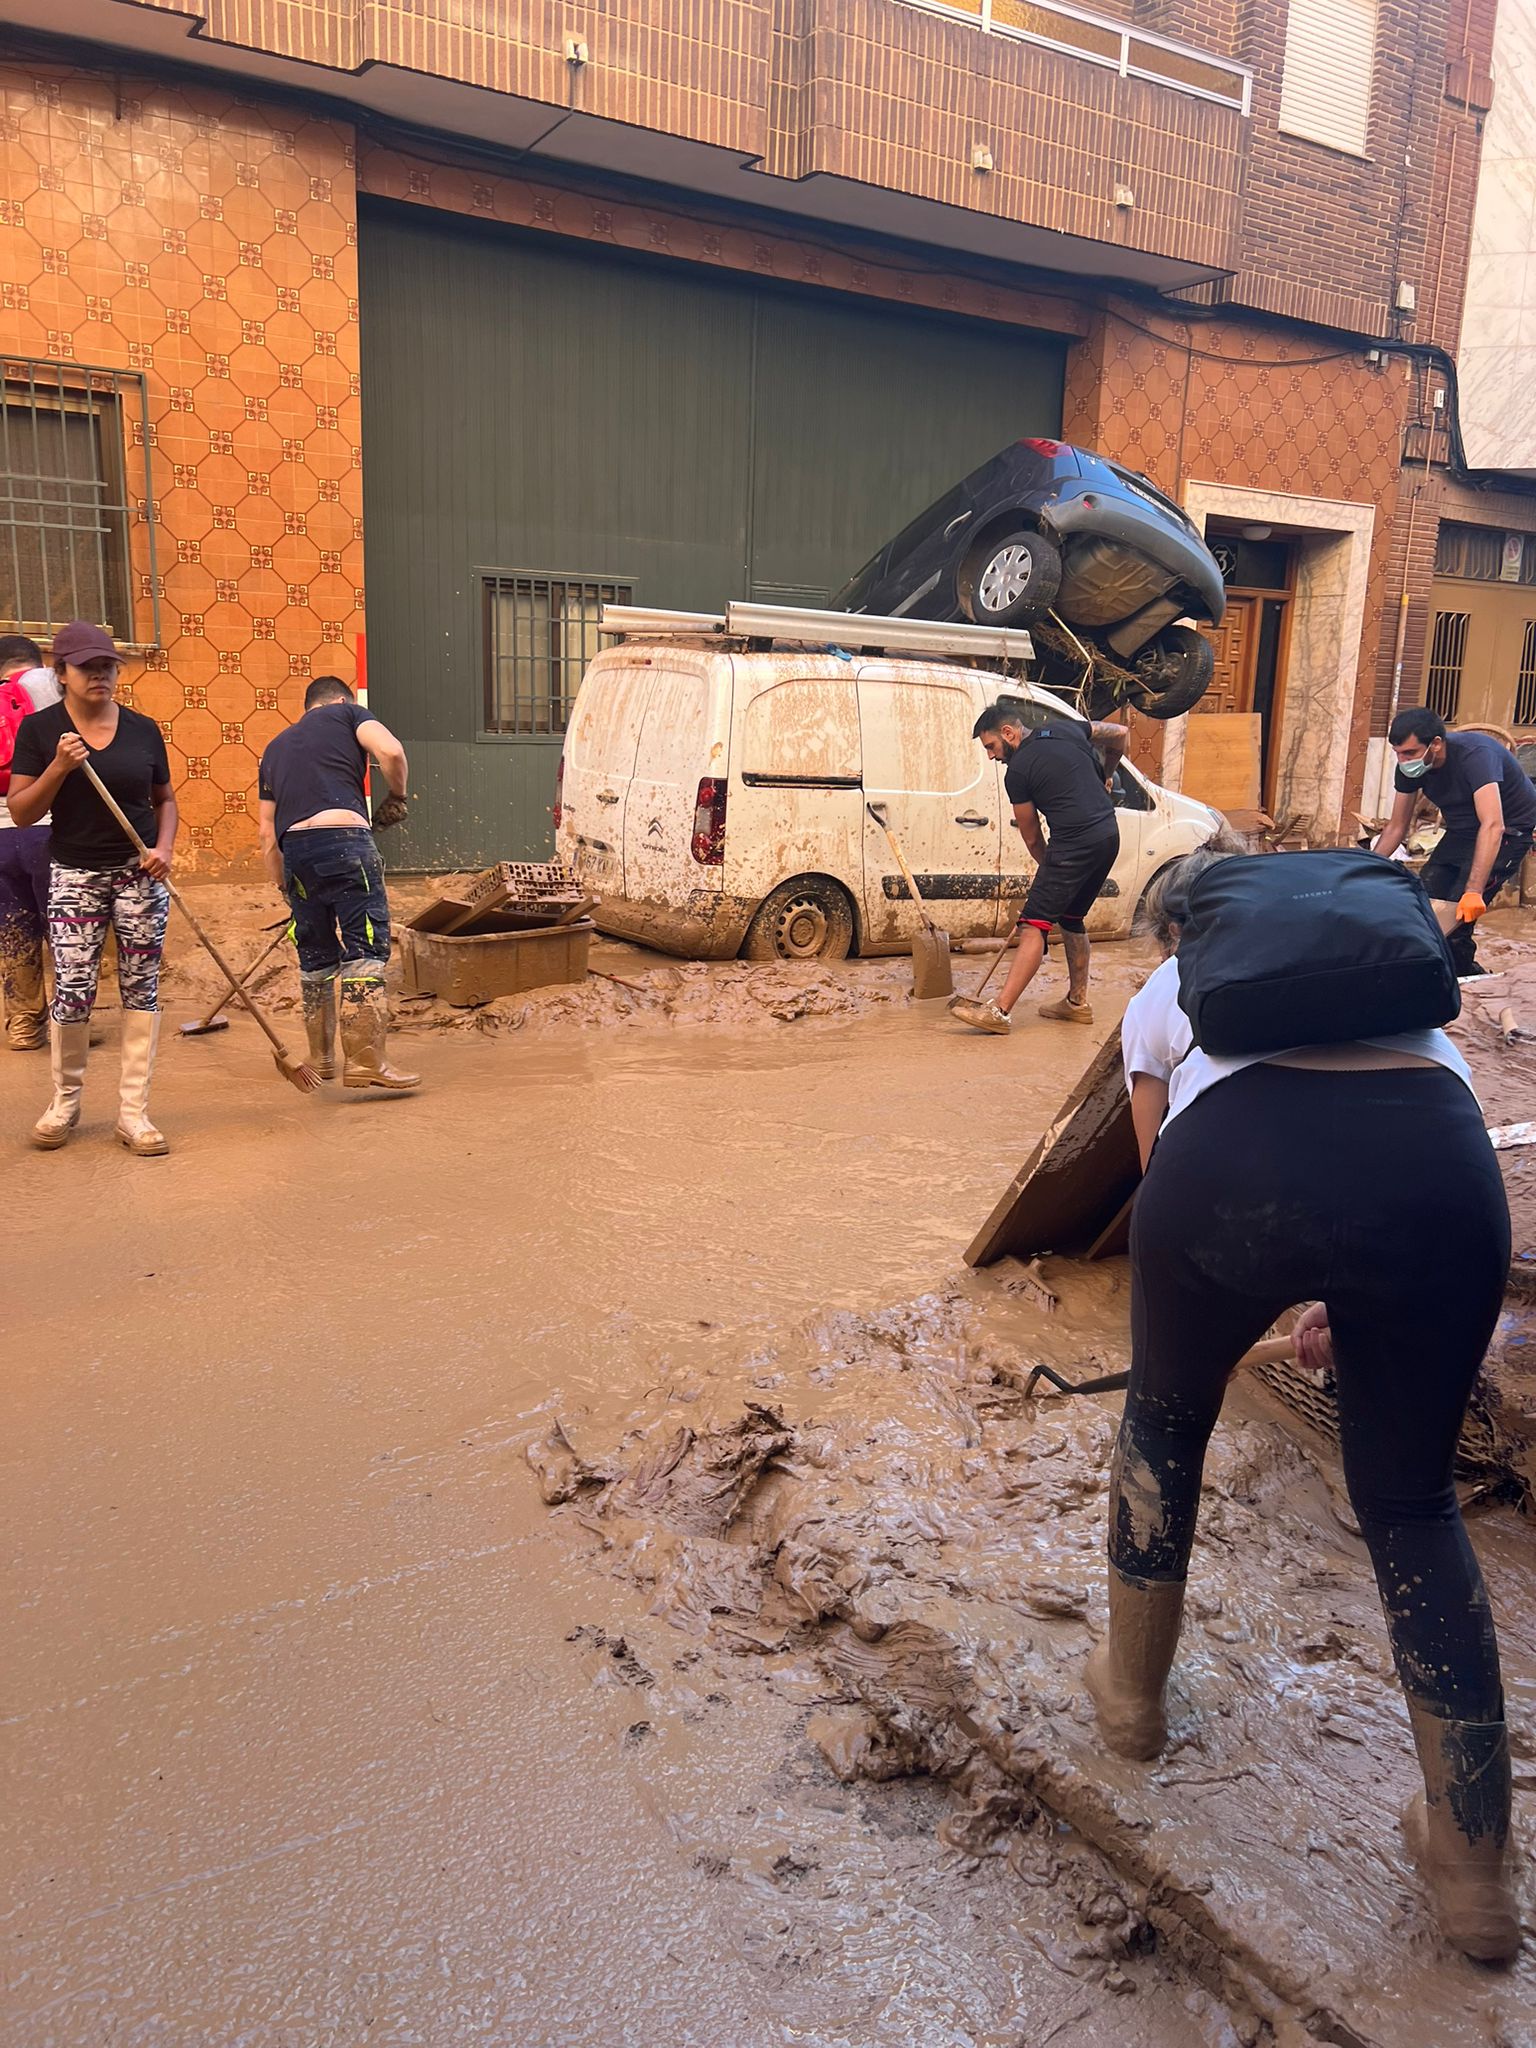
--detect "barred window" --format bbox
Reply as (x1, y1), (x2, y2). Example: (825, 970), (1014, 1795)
(483, 573), (633, 736)
(1516, 621), (1536, 729)
(1, 359), (153, 640)
(1425, 611), (1469, 724)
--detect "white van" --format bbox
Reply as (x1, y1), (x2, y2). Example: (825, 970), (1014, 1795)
(556, 611), (1220, 961)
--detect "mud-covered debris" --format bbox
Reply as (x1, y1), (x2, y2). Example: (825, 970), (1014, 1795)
(594, 1402), (792, 1538)
(527, 1419), (614, 1504)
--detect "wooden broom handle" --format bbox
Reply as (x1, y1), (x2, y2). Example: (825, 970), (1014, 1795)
(78, 757), (294, 1060)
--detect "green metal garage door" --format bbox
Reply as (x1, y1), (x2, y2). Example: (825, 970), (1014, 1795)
(358, 199), (1066, 868)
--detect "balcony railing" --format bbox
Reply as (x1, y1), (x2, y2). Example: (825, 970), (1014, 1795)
(898, 0), (1253, 113)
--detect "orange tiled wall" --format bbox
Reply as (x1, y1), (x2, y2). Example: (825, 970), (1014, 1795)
(0, 58), (363, 872)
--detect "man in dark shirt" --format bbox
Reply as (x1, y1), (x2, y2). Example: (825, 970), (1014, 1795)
(257, 675), (419, 1091)
(1375, 707), (1536, 976)
(949, 700), (1126, 1034)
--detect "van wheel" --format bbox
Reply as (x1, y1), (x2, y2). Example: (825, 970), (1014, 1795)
(743, 880), (855, 963)
(1126, 625), (1215, 719)
(958, 530), (1062, 626)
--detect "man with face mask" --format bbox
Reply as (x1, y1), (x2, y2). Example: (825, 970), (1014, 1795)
(1374, 708), (1536, 976)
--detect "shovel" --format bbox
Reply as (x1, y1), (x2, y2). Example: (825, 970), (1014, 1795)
(865, 802), (953, 1000)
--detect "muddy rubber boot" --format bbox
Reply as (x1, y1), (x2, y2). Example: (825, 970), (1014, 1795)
(1402, 1698), (1520, 1964)
(1083, 1566), (1185, 1760)
(31, 1019), (90, 1149)
(1038, 993), (1094, 1024)
(301, 970), (338, 1081)
(947, 995), (1011, 1034)
(340, 980), (420, 1092)
(1, 944), (47, 1050)
(114, 1009), (169, 1156)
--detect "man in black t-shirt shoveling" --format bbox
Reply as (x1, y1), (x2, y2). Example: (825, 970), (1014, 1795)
(949, 701), (1126, 1035)
(1375, 707), (1536, 978)
(257, 675), (419, 1091)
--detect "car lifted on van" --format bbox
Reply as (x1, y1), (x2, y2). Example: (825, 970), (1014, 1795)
(833, 439), (1226, 721)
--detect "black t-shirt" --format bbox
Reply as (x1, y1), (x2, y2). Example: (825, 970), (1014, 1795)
(1395, 731), (1536, 838)
(1004, 722), (1116, 840)
(258, 702), (372, 841)
(10, 702), (170, 869)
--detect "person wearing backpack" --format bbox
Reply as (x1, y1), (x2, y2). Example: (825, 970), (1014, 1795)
(1093, 845), (1519, 1965)
(0, 634), (62, 1051)
(1374, 707), (1536, 977)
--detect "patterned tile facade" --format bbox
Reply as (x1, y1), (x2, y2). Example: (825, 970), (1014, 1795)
(0, 58), (363, 870)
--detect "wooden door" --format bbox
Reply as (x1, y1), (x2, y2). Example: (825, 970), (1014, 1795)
(1198, 595), (1259, 714)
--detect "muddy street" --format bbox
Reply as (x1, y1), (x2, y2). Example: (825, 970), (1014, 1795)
(4, 936), (1535, 2047)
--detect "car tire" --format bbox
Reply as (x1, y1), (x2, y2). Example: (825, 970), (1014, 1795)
(742, 878), (856, 963)
(1127, 625), (1215, 720)
(958, 529), (1063, 626)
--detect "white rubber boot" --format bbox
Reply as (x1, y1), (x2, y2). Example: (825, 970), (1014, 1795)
(31, 1019), (90, 1148)
(115, 1010), (169, 1156)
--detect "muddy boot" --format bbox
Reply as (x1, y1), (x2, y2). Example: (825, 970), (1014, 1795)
(1, 943), (47, 1050)
(114, 1010), (169, 1156)
(1402, 1697), (1520, 1964)
(947, 995), (1011, 1034)
(1084, 1566), (1185, 1760)
(300, 970), (338, 1081)
(1038, 993), (1094, 1024)
(31, 1019), (90, 1149)
(340, 979), (419, 1092)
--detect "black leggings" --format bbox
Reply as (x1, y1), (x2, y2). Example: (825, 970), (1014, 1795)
(1121, 1062), (1509, 1721)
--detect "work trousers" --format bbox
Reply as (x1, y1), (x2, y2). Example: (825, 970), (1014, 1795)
(282, 826), (391, 981)
(0, 822), (50, 968)
(1419, 827), (1532, 976)
(1121, 1061), (1508, 1723)
(48, 861), (170, 1022)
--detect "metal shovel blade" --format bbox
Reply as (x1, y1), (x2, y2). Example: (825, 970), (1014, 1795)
(912, 925), (954, 1000)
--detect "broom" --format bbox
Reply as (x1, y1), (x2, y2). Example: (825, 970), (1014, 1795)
(80, 760), (321, 1093)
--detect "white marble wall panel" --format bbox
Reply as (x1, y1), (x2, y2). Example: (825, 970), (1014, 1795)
(1460, 0), (1536, 473)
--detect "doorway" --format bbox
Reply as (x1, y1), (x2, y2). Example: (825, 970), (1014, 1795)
(1195, 528), (1294, 813)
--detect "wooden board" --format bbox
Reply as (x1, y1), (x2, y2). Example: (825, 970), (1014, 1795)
(1180, 710), (1261, 814)
(964, 1025), (1140, 1267)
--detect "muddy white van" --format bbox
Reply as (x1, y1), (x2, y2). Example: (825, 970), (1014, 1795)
(556, 604), (1220, 961)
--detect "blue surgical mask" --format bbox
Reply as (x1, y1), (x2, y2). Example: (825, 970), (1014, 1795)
(1399, 756), (1432, 780)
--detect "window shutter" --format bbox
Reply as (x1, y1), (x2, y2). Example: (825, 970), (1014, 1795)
(1279, 0), (1377, 157)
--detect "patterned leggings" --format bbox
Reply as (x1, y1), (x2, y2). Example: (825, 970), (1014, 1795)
(48, 862), (170, 1023)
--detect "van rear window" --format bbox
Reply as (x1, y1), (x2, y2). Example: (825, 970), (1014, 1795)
(741, 676), (861, 785)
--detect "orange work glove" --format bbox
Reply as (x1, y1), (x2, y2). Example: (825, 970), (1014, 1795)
(1457, 890), (1487, 924)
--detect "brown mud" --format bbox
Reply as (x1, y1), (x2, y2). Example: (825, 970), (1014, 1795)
(3, 972), (1245, 2046)
(542, 1263), (1536, 2047)
(8, 884), (1535, 2044)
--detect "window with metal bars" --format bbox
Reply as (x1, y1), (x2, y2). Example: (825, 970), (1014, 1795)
(482, 573), (634, 736)
(1, 358), (152, 641)
(1425, 611), (1469, 723)
(1515, 621), (1536, 729)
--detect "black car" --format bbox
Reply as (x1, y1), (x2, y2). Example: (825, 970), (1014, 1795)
(834, 439), (1226, 719)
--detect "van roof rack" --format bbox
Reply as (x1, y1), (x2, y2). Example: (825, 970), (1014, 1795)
(600, 601), (1034, 664)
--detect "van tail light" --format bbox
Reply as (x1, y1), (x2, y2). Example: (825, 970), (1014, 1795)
(553, 754), (565, 833)
(1020, 437), (1064, 456)
(691, 777), (727, 865)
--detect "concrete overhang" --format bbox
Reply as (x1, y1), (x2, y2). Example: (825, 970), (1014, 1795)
(0, 0), (1234, 293)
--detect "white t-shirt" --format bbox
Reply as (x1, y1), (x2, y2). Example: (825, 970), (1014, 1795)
(0, 667), (63, 828)
(1121, 954), (1475, 1130)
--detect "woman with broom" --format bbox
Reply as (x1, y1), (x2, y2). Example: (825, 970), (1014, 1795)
(8, 620), (178, 1155)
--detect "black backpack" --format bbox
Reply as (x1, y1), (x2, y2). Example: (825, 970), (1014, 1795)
(1175, 849), (1460, 1056)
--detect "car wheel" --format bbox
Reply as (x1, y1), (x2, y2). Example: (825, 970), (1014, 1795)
(1127, 625), (1215, 719)
(958, 530), (1063, 626)
(742, 878), (855, 962)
